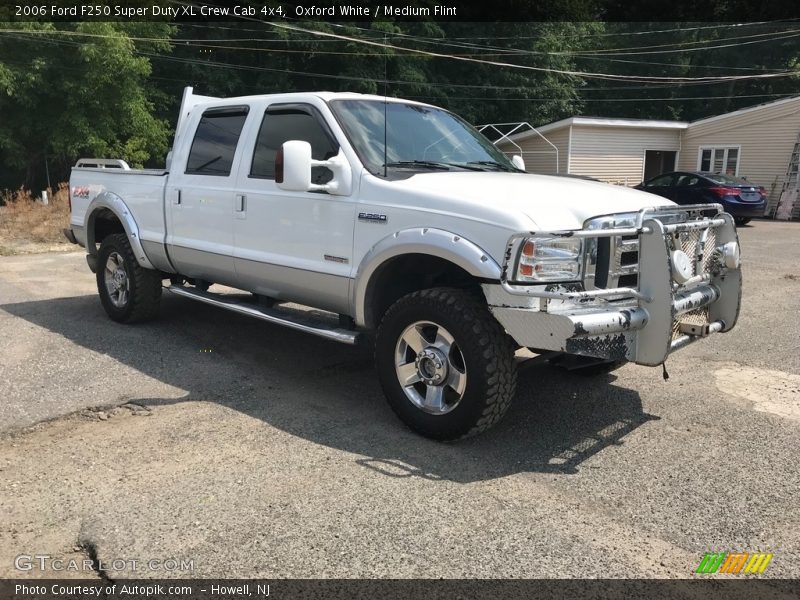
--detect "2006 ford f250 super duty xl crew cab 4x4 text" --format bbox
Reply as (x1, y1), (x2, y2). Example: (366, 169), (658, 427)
(65, 88), (742, 440)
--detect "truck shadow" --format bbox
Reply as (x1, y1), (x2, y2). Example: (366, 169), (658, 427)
(1, 293), (658, 483)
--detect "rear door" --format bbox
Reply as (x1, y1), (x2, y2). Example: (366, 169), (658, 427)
(673, 173), (704, 205)
(165, 106), (250, 286)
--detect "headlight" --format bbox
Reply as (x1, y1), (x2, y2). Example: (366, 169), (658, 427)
(514, 237), (583, 282)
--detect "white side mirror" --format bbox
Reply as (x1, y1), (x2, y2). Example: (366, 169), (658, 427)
(511, 155), (526, 171)
(276, 140), (353, 196)
(276, 140), (312, 191)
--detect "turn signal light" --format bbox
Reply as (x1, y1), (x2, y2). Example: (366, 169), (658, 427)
(521, 240), (535, 257)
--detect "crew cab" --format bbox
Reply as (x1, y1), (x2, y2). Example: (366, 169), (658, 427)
(66, 88), (743, 440)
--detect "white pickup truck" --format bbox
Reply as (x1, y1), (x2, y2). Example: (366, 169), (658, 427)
(66, 88), (742, 440)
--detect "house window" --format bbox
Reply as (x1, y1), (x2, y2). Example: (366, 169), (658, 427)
(699, 147), (739, 176)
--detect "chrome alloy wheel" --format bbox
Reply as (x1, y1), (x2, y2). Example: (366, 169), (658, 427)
(104, 251), (130, 308)
(394, 320), (467, 415)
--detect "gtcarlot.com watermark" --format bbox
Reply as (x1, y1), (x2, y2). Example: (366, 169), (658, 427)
(15, 554), (195, 573)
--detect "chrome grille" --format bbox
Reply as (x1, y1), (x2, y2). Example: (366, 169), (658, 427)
(588, 234), (639, 290)
(583, 208), (722, 295)
(614, 235), (639, 288)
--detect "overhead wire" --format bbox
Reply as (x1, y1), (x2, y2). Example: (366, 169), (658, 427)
(3, 28), (797, 93)
(3, 13), (799, 105)
(4, 18), (799, 72)
(243, 20), (800, 83)
(22, 2), (797, 87)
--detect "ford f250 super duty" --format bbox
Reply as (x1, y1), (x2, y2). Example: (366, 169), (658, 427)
(65, 88), (742, 440)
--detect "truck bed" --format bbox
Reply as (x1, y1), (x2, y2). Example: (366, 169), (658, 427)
(69, 159), (168, 251)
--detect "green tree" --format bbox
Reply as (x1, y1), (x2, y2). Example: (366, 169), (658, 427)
(0, 21), (173, 189)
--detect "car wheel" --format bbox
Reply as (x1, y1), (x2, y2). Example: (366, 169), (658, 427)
(734, 217), (751, 226)
(375, 288), (517, 441)
(96, 233), (162, 323)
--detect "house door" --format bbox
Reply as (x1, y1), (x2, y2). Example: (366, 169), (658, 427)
(643, 150), (677, 181)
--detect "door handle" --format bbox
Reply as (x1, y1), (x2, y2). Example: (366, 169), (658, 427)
(174, 190), (182, 205)
(235, 194), (246, 212)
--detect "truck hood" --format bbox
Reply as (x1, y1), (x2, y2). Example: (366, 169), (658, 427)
(396, 171), (674, 231)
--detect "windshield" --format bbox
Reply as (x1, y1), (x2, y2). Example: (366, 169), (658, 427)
(329, 99), (520, 175)
(704, 173), (754, 186)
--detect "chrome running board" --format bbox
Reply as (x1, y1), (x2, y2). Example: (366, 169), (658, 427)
(166, 285), (362, 345)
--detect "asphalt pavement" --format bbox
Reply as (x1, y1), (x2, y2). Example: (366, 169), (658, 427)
(0, 221), (798, 584)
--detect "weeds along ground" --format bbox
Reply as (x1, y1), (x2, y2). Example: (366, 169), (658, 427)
(0, 184), (71, 254)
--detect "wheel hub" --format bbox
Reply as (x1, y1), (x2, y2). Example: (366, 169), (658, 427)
(112, 269), (127, 289)
(104, 251), (130, 308)
(394, 320), (467, 415)
(415, 347), (448, 386)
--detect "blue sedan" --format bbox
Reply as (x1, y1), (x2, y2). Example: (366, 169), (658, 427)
(636, 171), (767, 226)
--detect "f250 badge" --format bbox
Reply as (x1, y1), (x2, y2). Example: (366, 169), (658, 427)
(358, 212), (387, 223)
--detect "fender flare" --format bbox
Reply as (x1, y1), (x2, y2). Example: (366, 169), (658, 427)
(351, 227), (502, 328)
(84, 192), (155, 270)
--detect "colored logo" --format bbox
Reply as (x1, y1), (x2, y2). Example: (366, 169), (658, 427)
(696, 552), (773, 574)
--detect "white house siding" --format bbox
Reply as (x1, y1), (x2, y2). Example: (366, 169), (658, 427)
(677, 97), (800, 214)
(569, 126), (682, 186)
(497, 127), (570, 175)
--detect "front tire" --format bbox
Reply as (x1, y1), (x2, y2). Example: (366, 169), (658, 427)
(734, 217), (751, 226)
(375, 288), (517, 441)
(96, 233), (162, 323)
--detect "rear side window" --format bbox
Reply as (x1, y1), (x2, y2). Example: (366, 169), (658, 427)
(676, 174), (700, 187)
(250, 104), (338, 183)
(705, 173), (750, 186)
(186, 107), (249, 176)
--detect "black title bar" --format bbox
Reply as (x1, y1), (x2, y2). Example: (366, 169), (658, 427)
(2, 579), (800, 600)
(3, 0), (800, 22)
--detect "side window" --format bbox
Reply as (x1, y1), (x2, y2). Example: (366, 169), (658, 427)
(250, 105), (338, 184)
(700, 149), (712, 172)
(185, 107), (249, 176)
(646, 174), (674, 187)
(676, 174), (700, 187)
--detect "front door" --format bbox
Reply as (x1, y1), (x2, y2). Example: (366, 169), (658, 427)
(232, 102), (355, 314)
(641, 173), (677, 201)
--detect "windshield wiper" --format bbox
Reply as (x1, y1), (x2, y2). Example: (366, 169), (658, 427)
(383, 160), (489, 172)
(464, 160), (518, 172)
(383, 160), (453, 171)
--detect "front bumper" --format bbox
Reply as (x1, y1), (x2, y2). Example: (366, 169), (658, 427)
(484, 205), (741, 366)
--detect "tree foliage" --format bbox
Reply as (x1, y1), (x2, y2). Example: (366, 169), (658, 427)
(0, 13), (798, 190)
(0, 21), (172, 189)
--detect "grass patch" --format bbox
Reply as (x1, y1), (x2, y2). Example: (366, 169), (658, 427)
(0, 184), (72, 254)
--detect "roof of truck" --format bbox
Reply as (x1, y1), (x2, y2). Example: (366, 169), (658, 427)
(192, 90), (434, 108)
